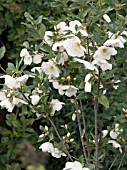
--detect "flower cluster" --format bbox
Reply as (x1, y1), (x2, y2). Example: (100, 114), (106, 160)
(0, 15), (127, 170)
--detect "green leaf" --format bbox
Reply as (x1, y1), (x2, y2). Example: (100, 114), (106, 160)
(85, 164), (95, 169)
(36, 15), (43, 25)
(98, 94), (109, 108)
(78, 155), (84, 164)
(0, 46), (6, 60)
(24, 12), (34, 23)
(38, 23), (46, 40)
(103, 68), (117, 80)
(77, 92), (87, 99)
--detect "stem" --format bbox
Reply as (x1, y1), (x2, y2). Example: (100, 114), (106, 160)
(94, 97), (99, 170)
(79, 100), (90, 162)
(108, 154), (119, 170)
(74, 98), (88, 164)
(94, 66), (101, 169)
(47, 116), (73, 162)
(100, 0), (102, 32)
(117, 151), (126, 170)
(0, 64), (7, 73)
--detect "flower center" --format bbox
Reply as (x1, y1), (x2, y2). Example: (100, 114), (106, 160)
(102, 48), (107, 54)
(48, 66), (54, 71)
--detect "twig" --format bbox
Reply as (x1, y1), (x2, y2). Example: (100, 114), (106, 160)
(108, 153), (119, 170)
(0, 64), (7, 73)
(79, 99), (90, 162)
(99, 0), (102, 33)
(74, 98), (88, 164)
(94, 97), (99, 170)
(47, 116), (73, 162)
(117, 151), (126, 170)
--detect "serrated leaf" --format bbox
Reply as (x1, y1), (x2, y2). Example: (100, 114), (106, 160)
(98, 94), (109, 108)
(0, 46), (6, 60)
(38, 23), (46, 40)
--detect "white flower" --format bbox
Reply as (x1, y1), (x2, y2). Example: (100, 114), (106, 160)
(52, 41), (64, 52)
(0, 75), (20, 89)
(44, 31), (53, 46)
(16, 75), (29, 83)
(72, 113), (76, 121)
(93, 46), (117, 60)
(0, 75), (28, 89)
(50, 99), (64, 116)
(0, 99), (14, 112)
(54, 22), (69, 35)
(30, 94), (40, 105)
(103, 14), (111, 23)
(69, 20), (88, 36)
(110, 123), (123, 139)
(42, 59), (60, 78)
(92, 59), (112, 71)
(69, 20), (82, 33)
(51, 148), (66, 158)
(104, 39), (124, 48)
(31, 67), (43, 75)
(20, 48), (32, 65)
(63, 161), (90, 170)
(63, 36), (85, 57)
(39, 142), (66, 159)
(51, 81), (78, 97)
(56, 52), (68, 65)
(108, 140), (122, 153)
(64, 85), (78, 97)
(39, 142), (55, 153)
(33, 54), (43, 64)
(105, 31), (126, 48)
(12, 96), (28, 105)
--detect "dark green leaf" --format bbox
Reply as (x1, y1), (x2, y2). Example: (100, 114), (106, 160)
(38, 23), (46, 40)
(0, 46), (6, 60)
(77, 92), (87, 99)
(98, 94), (109, 108)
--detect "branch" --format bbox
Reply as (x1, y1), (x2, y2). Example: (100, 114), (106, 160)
(117, 151), (126, 170)
(79, 100), (90, 162)
(47, 116), (73, 162)
(94, 97), (99, 170)
(108, 154), (119, 170)
(74, 98), (89, 164)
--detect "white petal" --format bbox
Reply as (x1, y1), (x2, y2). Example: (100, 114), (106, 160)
(72, 113), (76, 121)
(30, 94), (40, 105)
(0, 92), (6, 101)
(85, 73), (91, 82)
(33, 54), (43, 64)
(102, 130), (108, 138)
(110, 131), (118, 139)
(103, 14), (111, 23)
(85, 82), (91, 92)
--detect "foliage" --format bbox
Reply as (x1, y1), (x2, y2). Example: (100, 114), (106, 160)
(0, 0), (127, 170)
